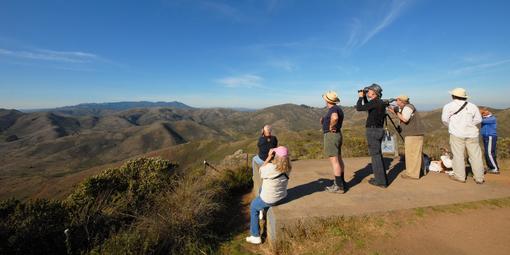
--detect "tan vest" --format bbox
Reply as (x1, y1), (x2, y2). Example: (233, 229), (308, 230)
(400, 104), (425, 137)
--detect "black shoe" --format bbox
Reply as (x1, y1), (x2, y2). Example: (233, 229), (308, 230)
(368, 178), (387, 188)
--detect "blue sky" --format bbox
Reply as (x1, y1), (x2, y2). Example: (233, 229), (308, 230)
(1, 0), (509, 110)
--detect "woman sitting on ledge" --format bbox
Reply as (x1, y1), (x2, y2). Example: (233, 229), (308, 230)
(246, 146), (292, 244)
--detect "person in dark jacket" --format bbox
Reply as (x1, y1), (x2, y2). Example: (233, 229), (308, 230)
(480, 108), (500, 174)
(252, 125), (278, 175)
(356, 83), (388, 188)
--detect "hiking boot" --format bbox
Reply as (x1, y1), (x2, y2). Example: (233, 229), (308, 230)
(487, 169), (500, 175)
(325, 184), (344, 193)
(368, 178), (387, 188)
(449, 175), (466, 183)
(246, 236), (262, 244)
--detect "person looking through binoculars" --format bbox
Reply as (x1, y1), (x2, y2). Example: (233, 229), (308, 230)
(387, 95), (425, 179)
(356, 84), (388, 188)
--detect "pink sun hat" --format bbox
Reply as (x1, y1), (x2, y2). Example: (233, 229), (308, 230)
(273, 146), (289, 157)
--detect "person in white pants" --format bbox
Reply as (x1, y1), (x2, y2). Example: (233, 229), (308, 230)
(441, 88), (485, 184)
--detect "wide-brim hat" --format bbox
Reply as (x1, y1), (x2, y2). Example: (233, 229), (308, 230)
(322, 91), (340, 104)
(396, 95), (409, 102)
(449, 88), (469, 98)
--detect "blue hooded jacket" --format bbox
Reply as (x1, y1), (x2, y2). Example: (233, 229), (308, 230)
(481, 115), (497, 137)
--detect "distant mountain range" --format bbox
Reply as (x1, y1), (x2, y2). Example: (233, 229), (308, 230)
(22, 101), (193, 115)
(1, 103), (508, 200)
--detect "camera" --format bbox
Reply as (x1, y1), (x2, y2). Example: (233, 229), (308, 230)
(382, 98), (396, 107)
(358, 87), (369, 93)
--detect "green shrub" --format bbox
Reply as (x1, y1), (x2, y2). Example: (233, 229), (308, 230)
(0, 199), (69, 255)
(64, 157), (178, 253)
(88, 165), (252, 254)
(1, 159), (253, 255)
(498, 137), (510, 159)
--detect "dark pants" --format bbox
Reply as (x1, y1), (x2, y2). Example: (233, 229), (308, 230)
(483, 135), (499, 170)
(366, 128), (388, 186)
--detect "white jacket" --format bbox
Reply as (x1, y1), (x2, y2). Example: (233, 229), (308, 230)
(260, 163), (288, 204)
(441, 99), (482, 138)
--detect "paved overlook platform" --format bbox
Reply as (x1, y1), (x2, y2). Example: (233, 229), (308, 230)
(253, 157), (510, 243)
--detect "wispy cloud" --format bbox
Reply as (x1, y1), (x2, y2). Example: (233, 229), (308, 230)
(449, 59), (510, 75)
(216, 74), (264, 88)
(0, 48), (100, 63)
(199, 0), (243, 21)
(267, 59), (297, 71)
(344, 0), (410, 53)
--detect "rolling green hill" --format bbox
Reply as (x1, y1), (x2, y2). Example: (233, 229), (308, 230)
(0, 103), (508, 200)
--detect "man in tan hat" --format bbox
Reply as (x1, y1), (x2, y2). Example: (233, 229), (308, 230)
(320, 90), (347, 193)
(387, 95), (425, 179)
(441, 88), (485, 184)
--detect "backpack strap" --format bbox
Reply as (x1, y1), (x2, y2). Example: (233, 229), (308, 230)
(453, 102), (468, 115)
(272, 173), (289, 180)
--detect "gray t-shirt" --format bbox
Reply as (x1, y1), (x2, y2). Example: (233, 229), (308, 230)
(260, 163), (289, 204)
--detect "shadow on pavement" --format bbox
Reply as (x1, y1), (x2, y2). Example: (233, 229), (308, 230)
(278, 178), (331, 205)
(277, 157), (404, 205)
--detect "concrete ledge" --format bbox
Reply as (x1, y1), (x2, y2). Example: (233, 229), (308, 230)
(253, 157), (510, 244)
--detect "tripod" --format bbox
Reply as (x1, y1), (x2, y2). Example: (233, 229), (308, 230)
(385, 113), (403, 140)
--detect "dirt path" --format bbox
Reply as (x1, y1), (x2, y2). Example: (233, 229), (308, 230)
(371, 207), (510, 255)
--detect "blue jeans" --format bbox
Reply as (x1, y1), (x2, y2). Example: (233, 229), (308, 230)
(252, 155), (264, 176)
(250, 196), (271, 237)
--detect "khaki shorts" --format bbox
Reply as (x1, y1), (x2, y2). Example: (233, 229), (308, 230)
(324, 132), (342, 157)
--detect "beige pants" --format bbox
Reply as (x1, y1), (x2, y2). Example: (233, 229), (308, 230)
(404, 135), (424, 178)
(449, 135), (485, 182)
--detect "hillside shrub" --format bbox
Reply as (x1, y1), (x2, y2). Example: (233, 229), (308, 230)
(0, 199), (69, 255)
(91, 165), (252, 254)
(1, 157), (252, 254)
(64, 157), (178, 253)
(498, 137), (510, 159)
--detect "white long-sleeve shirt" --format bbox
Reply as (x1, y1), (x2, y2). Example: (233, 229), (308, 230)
(441, 99), (482, 138)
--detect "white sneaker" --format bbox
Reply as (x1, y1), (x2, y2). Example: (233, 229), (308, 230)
(259, 210), (264, 220)
(246, 236), (262, 244)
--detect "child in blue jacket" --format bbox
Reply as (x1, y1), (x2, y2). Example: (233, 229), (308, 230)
(480, 109), (499, 174)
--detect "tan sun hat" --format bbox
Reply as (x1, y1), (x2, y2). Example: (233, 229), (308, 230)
(449, 88), (469, 98)
(396, 95), (409, 102)
(322, 90), (340, 104)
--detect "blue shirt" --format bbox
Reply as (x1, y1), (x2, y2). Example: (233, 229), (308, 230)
(258, 136), (278, 160)
(481, 115), (497, 137)
(322, 105), (344, 133)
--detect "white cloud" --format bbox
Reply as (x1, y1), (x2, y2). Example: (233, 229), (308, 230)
(216, 74), (264, 88)
(0, 48), (100, 63)
(344, 0), (410, 53)
(448, 59), (510, 76)
(199, 0), (243, 20)
(268, 59), (297, 71)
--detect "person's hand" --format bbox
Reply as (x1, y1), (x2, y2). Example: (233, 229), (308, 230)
(320, 117), (323, 124)
(358, 91), (365, 97)
(387, 106), (395, 114)
(268, 148), (274, 155)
